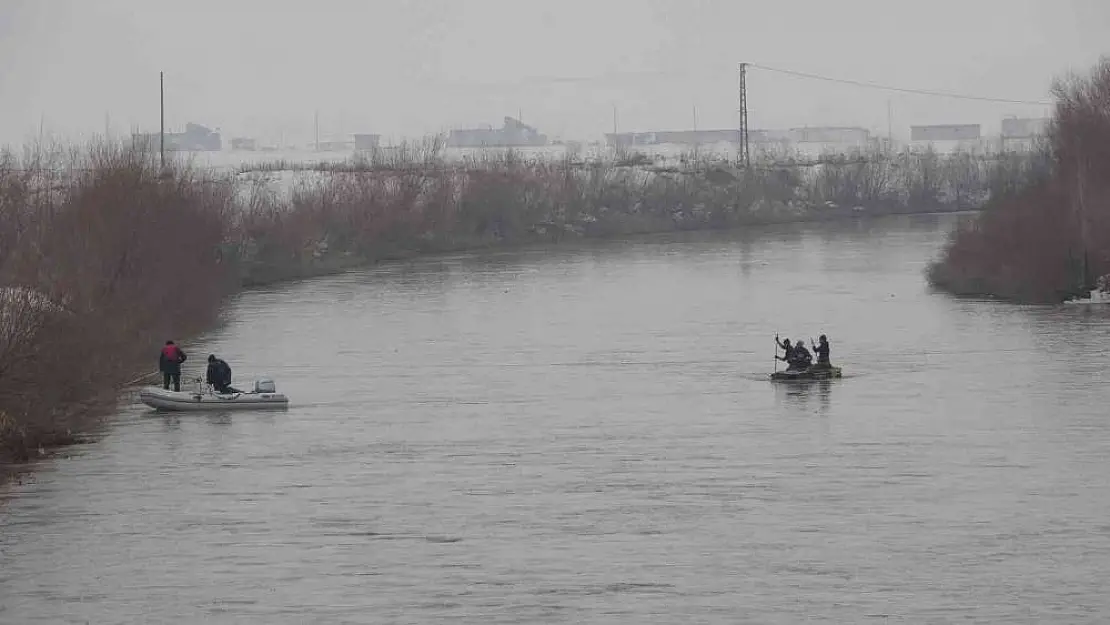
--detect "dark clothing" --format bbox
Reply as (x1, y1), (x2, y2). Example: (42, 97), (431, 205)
(163, 371), (181, 393)
(790, 344), (813, 371)
(206, 359), (238, 394)
(776, 338), (812, 371)
(775, 339), (793, 364)
(813, 340), (831, 366)
(159, 344), (187, 391)
(776, 339), (795, 368)
(159, 344), (187, 373)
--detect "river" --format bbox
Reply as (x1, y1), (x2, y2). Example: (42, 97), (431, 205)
(4, 213), (1110, 623)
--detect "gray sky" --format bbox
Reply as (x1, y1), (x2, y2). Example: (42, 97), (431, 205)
(1, 0), (1107, 146)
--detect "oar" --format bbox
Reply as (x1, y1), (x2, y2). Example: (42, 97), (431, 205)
(774, 334), (779, 373)
(122, 370), (159, 387)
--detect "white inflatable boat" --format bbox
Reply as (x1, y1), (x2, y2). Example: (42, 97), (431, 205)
(140, 378), (289, 412)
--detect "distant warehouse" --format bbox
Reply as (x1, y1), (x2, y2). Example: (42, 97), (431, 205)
(132, 122), (221, 152)
(447, 117), (548, 148)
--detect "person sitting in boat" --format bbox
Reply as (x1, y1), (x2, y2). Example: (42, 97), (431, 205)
(811, 335), (832, 370)
(791, 338), (813, 370)
(775, 336), (811, 371)
(206, 354), (240, 394)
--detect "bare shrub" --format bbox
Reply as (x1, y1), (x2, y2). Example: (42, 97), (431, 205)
(929, 56), (1110, 301)
(0, 140), (235, 461)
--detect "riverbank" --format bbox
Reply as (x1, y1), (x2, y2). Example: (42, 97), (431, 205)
(927, 57), (1110, 303)
(0, 144), (234, 469)
(227, 142), (1016, 288)
(0, 139), (1029, 470)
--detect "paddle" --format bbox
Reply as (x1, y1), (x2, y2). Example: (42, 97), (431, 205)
(774, 334), (779, 373)
(122, 370), (160, 388)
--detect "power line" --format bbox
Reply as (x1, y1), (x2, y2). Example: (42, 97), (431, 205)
(749, 63), (1052, 106)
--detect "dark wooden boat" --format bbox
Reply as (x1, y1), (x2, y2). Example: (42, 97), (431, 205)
(769, 366), (842, 382)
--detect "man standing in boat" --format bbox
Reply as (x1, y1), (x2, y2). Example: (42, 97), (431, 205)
(206, 354), (240, 394)
(159, 340), (187, 392)
(811, 335), (832, 370)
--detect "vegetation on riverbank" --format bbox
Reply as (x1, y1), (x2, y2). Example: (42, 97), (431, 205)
(927, 57), (1110, 303)
(0, 144), (234, 463)
(228, 140), (1032, 287)
(1, 130), (1042, 465)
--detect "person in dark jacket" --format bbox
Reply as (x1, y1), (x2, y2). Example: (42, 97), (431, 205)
(159, 340), (187, 391)
(206, 354), (239, 394)
(775, 335), (811, 371)
(790, 338), (813, 370)
(775, 336), (794, 366)
(811, 335), (832, 369)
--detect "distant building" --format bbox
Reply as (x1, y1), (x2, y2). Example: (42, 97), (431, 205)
(910, 124), (981, 142)
(789, 126), (870, 145)
(230, 137), (257, 151)
(448, 116), (548, 148)
(607, 129), (745, 147)
(786, 126), (874, 158)
(605, 126), (872, 158)
(315, 140), (353, 152)
(605, 132), (656, 147)
(910, 124), (983, 153)
(1001, 117), (1049, 138)
(132, 122), (221, 152)
(354, 134), (381, 151)
(1000, 117), (1049, 152)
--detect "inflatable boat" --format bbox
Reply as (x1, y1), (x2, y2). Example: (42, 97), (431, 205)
(770, 366), (842, 382)
(140, 378), (289, 412)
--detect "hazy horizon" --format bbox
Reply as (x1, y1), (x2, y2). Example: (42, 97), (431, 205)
(1, 0), (1107, 147)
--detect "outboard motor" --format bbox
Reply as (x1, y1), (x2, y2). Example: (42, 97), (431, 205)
(253, 378), (277, 394)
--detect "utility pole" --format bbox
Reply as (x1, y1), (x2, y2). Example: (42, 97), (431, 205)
(692, 104), (698, 132)
(738, 62), (751, 168)
(612, 105), (618, 135)
(314, 110), (320, 152)
(887, 99), (894, 152)
(160, 71), (165, 168)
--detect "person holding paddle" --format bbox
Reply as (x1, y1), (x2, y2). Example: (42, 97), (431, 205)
(775, 335), (812, 371)
(811, 335), (832, 370)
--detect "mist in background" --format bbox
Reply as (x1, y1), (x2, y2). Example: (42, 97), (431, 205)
(1, 0), (1107, 147)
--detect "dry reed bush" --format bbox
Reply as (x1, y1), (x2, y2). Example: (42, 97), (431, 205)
(1050, 58), (1110, 279)
(928, 57), (1110, 302)
(239, 146), (1014, 267)
(927, 181), (1074, 301)
(0, 120), (1062, 459)
(235, 137), (1028, 272)
(806, 148), (1007, 210)
(0, 141), (235, 461)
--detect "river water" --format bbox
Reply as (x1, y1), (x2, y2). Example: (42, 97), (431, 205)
(4, 213), (1110, 624)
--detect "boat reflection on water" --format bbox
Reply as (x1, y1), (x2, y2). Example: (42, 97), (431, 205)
(775, 378), (834, 414)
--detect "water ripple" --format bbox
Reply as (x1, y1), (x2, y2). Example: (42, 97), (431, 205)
(4, 216), (1110, 623)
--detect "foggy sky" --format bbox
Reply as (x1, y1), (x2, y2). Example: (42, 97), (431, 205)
(1, 0), (1107, 146)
